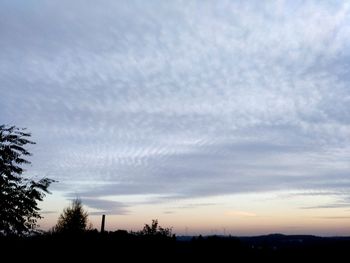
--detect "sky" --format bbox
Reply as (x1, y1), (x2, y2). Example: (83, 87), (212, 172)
(1, 0), (350, 236)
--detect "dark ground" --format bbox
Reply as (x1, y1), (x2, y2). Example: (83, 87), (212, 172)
(2, 232), (350, 261)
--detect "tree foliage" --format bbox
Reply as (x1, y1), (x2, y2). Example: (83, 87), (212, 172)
(54, 199), (89, 234)
(0, 125), (54, 236)
(139, 219), (173, 238)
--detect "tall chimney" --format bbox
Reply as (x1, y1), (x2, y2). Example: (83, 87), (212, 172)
(101, 214), (105, 233)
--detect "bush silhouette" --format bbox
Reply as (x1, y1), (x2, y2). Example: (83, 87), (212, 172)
(138, 219), (173, 239)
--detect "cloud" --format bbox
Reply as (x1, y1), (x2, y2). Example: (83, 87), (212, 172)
(314, 216), (350, 219)
(40, 210), (57, 215)
(302, 204), (350, 209)
(283, 191), (344, 197)
(225, 210), (257, 217)
(1, 0), (350, 211)
(82, 198), (129, 215)
(163, 211), (174, 214)
(172, 203), (217, 210)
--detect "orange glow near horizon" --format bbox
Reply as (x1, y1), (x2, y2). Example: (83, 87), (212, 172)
(38, 191), (350, 236)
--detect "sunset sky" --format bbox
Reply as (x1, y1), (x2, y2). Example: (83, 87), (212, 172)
(2, 0), (350, 236)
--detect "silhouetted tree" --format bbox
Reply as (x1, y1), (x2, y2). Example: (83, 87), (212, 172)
(139, 219), (173, 238)
(0, 125), (54, 236)
(54, 199), (89, 234)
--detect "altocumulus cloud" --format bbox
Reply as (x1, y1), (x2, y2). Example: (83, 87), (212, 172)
(1, 0), (350, 211)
